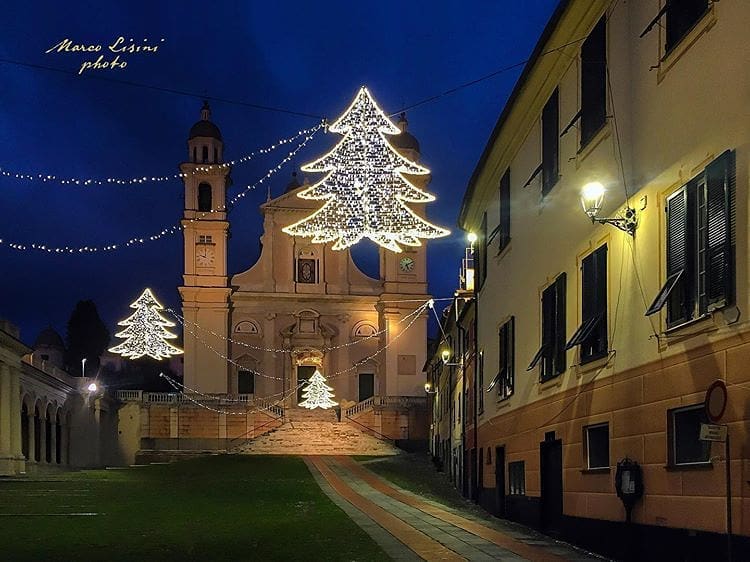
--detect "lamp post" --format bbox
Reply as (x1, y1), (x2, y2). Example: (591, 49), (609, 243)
(580, 182), (637, 236)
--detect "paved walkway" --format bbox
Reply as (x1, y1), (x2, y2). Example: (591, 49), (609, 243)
(305, 456), (606, 562)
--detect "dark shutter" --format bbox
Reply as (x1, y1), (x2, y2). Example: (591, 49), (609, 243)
(666, 0), (709, 53)
(580, 17), (607, 147)
(542, 89), (559, 195)
(506, 316), (515, 395)
(541, 283), (554, 380)
(554, 273), (567, 375)
(499, 169), (511, 251)
(477, 213), (488, 290)
(705, 150), (735, 310)
(666, 188), (690, 326)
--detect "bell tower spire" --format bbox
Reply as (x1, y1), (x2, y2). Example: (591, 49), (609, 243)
(178, 101), (232, 394)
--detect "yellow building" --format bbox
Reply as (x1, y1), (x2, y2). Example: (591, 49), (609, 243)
(459, 0), (749, 558)
(179, 104), (432, 408)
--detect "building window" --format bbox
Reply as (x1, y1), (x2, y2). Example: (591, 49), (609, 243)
(297, 258), (317, 284)
(488, 317), (514, 400)
(567, 245), (607, 363)
(666, 0), (709, 54)
(541, 88), (559, 195)
(40, 354), (49, 361)
(528, 273), (566, 381)
(498, 168), (511, 251)
(198, 183), (212, 212)
(478, 351), (484, 415)
(585, 423), (610, 469)
(238, 370), (255, 394)
(508, 461), (525, 495)
(198, 235), (213, 244)
(646, 151), (736, 327)
(477, 212), (488, 290)
(668, 404), (711, 466)
(580, 16), (607, 147)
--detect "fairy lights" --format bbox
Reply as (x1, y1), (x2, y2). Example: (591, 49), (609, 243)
(0, 124), (322, 254)
(109, 288), (184, 360)
(283, 87), (449, 253)
(0, 124), (321, 187)
(298, 370), (338, 409)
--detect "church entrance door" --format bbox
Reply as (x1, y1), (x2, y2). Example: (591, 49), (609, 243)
(358, 373), (375, 402)
(296, 365), (317, 404)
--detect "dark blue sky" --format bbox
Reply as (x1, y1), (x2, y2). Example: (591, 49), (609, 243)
(0, 0), (557, 344)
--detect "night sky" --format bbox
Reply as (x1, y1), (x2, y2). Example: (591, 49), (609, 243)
(0, 0), (557, 345)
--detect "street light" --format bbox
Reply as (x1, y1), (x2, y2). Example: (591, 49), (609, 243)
(81, 357), (87, 378)
(424, 381), (437, 394)
(87, 382), (98, 393)
(580, 182), (637, 236)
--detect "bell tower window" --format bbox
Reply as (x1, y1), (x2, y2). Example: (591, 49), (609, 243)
(192, 147), (197, 163)
(198, 183), (212, 212)
(202, 146), (209, 163)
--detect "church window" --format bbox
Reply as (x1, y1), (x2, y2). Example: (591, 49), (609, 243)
(296, 248), (319, 284)
(198, 183), (212, 212)
(193, 147), (197, 163)
(353, 322), (377, 338)
(234, 320), (260, 335)
(202, 146), (209, 163)
(198, 235), (213, 244)
(214, 147), (219, 163)
(238, 370), (255, 394)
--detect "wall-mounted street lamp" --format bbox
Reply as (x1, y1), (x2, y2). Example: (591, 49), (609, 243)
(87, 382), (98, 393)
(424, 381), (437, 394)
(580, 182), (637, 236)
(441, 349), (461, 367)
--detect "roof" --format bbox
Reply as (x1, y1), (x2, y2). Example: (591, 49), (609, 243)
(459, 0), (571, 229)
(34, 327), (64, 349)
(390, 130), (420, 152)
(189, 120), (223, 141)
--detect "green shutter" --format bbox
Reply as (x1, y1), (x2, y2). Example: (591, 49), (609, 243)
(666, 187), (689, 326)
(705, 150), (735, 310)
(554, 273), (567, 375)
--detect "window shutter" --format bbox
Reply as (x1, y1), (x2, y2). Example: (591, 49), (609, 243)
(554, 273), (567, 375)
(499, 169), (511, 250)
(542, 89), (559, 195)
(507, 316), (515, 394)
(705, 150), (735, 310)
(580, 17), (607, 146)
(541, 285), (554, 379)
(666, 188), (689, 325)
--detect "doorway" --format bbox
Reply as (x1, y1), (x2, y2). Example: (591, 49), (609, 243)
(540, 433), (563, 533)
(358, 373), (375, 402)
(495, 446), (506, 517)
(296, 365), (316, 403)
(478, 448), (484, 504)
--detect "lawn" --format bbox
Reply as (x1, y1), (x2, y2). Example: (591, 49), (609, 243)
(0, 455), (387, 561)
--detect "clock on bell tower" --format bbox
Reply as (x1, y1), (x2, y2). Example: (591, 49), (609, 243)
(178, 101), (232, 394)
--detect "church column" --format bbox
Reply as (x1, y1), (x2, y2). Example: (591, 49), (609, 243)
(38, 407), (47, 464)
(49, 414), (58, 465)
(26, 409), (35, 463)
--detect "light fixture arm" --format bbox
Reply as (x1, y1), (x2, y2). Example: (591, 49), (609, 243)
(591, 207), (637, 236)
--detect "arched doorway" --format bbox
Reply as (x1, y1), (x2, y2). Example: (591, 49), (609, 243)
(21, 403), (29, 460)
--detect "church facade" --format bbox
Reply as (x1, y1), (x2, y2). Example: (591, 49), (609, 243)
(178, 103), (433, 406)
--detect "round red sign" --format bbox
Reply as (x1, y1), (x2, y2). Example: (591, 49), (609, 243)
(704, 380), (728, 423)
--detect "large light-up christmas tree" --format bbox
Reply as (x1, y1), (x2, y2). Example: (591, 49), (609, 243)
(283, 87), (449, 253)
(298, 370), (338, 410)
(109, 288), (183, 360)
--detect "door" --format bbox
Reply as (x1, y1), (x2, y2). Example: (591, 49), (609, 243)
(540, 435), (563, 533)
(297, 365), (316, 403)
(495, 446), (506, 517)
(478, 448), (484, 504)
(358, 373), (374, 402)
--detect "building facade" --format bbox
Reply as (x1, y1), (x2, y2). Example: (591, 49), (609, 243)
(179, 105), (433, 408)
(459, 0), (749, 558)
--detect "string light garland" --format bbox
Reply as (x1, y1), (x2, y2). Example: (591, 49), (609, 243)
(109, 288), (184, 360)
(283, 86), (449, 253)
(0, 124), (321, 187)
(0, 125), (322, 254)
(173, 301), (431, 382)
(165, 300), (428, 354)
(298, 370), (338, 410)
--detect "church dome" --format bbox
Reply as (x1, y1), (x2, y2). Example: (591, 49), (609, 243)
(34, 327), (64, 350)
(390, 112), (420, 153)
(189, 101), (223, 141)
(284, 171), (302, 193)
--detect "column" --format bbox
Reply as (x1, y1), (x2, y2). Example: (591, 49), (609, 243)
(0, 364), (12, 474)
(59, 418), (68, 465)
(10, 370), (22, 459)
(38, 409), (47, 464)
(26, 411), (35, 463)
(49, 417), (57, 465)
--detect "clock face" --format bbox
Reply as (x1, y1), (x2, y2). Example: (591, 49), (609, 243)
(196, 246), (215, 267)
(399, 257), (415, 273)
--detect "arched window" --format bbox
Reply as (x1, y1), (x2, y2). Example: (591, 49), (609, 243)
(198, 183), (212, 212)
(202, 146), (209, 162)
(192, 147), (197, 162)
(214, 147), (219, 163)
(234, 320), (260, 335)
(296, 247), (318, 284)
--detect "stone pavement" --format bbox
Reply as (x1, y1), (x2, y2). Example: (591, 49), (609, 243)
(305, 456), (607, 562)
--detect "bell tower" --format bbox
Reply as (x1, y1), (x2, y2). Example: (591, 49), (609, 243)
(178, 101), (232, 393)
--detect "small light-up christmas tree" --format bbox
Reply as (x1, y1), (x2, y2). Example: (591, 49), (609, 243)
(109, 288), (183, 360)
(298, 370), (338, 410)
(283, 86), (449, 253)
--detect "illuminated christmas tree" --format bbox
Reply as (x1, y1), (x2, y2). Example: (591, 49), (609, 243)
(298, 370), (338, 410)
(109, 288), (183, 360)
(283, 86), (449, 253)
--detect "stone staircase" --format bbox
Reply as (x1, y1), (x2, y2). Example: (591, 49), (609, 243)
(233, 407), (399, 456)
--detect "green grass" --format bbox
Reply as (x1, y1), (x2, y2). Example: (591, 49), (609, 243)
(0, 456), (388, 561)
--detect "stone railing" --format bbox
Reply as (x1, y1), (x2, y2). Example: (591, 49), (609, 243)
(114, 390), (283, 417)
(344, 397), (375, 418)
